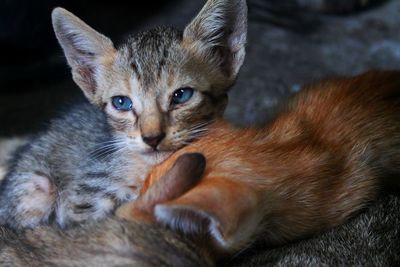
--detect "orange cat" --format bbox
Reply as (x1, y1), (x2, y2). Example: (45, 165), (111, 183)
(117, 71), (400, 255)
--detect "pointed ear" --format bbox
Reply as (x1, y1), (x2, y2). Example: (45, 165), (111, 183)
(183, 0), (247, 81)
(52, 7), (116, 102)
(116, 153), (206, 222)
(154, 178), (262, 252)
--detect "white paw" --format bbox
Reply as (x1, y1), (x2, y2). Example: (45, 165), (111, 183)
(16, 172), (55, 227)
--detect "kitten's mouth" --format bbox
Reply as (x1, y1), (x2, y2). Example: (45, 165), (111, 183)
(143, 150), (171, 156)
(143, 144), (173, 153)
(142, 148), (172, 158)
(141, 150), (172, 164)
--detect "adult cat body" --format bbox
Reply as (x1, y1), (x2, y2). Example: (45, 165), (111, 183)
(119, 70), (400, 254)
(0, 0), (248, 229)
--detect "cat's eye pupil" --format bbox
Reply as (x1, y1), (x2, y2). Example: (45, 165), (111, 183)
(112, 96), (133, 111)
(172, 88), (194, 105)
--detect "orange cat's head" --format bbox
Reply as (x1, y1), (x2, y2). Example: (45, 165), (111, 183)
(51, 0), (247, 163)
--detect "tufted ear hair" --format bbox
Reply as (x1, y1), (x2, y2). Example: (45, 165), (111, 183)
(154, 178), (263, 253)
(183, 0), (247, 82)
(52, 7), (116, 102)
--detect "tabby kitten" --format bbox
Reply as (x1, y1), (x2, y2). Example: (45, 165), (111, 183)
(118, 71), (400, 254)
(0, 154), (211, 267)
(0, 0), (247, 229)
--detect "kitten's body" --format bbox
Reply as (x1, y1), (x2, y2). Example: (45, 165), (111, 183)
(0, 155), (212, 267)
(0, 102), (155, 228)
(0, 219), (212, 267)
(0, 0), (248, 229)
(119, 71), (400, 254)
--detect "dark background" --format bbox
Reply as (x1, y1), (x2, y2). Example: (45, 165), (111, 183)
(1, 0), (399, 137)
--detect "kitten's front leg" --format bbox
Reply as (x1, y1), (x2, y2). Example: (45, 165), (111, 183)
(55, 190), (118, 228)
(0, 171), (55, 229)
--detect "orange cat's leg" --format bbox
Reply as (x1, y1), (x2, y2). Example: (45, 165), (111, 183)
(154, 177), (264, 253)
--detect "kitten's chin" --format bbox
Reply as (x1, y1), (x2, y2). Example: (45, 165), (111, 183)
(141, 150), (172, 165)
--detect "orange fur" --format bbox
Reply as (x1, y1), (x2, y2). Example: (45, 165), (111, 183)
(118, 71), (400, 254)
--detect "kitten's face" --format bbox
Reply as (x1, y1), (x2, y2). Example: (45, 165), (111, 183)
(52, 0), (247, 159)
(99, 28), (229, 156)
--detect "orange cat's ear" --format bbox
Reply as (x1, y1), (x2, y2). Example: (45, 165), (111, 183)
(117, 153), (205, 222)
(154, 179), (263, 252)
(183, 0), (247, 81)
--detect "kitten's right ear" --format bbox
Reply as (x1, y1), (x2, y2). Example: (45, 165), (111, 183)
(52, 8), (116, 102)
(183, 0), (247, 82)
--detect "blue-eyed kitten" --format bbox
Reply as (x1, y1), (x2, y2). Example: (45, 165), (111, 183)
(0, 0), (247, 229)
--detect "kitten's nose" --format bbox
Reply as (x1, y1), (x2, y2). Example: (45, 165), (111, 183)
(142, 132), (166, 149)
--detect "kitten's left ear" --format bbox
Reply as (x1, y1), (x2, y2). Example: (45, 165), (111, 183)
(52, 8), (116, 103)
(183, 0), (247, 82)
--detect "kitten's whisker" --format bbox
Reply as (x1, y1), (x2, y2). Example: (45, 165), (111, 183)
(186, 121), (213, 132)
(92, 148), (118, 161)
(89, 138), (127, 155)
(89, 139), (128, 161)
(90, 144), (118, 155)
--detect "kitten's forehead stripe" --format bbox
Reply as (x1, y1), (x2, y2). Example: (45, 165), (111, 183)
(157, 47), (169, 79)
(121, 26), (183, 90)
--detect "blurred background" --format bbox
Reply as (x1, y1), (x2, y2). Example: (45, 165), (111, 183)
(1, 0), (399, 137)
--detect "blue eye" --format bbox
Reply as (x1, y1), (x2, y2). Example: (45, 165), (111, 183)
(171, 88), (194, 105)
(112, 96), (133, 111)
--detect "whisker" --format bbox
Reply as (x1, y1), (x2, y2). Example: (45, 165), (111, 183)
(88, 138), (128, 161)
(94, 147), (121, 160)
(90, 144), (119, 156)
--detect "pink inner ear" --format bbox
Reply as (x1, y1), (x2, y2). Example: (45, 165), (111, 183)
(77, 66), (96, 94)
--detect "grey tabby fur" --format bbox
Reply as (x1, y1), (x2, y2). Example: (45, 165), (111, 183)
(0, 0), (247, 229)
(0, 193), (397, 266)
(230, 194), (400, 267)
(0, 153), (213, 267)
(0, 219), (212, 267)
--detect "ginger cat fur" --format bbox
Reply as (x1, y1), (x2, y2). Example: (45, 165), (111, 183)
(117, 70), (400, 255)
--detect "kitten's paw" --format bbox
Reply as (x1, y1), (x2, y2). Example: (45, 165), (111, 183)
(56, 193), (115, 228)
(15, 172), (55, 228)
